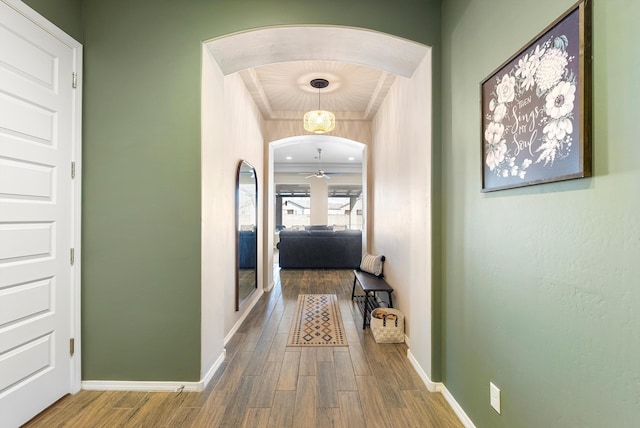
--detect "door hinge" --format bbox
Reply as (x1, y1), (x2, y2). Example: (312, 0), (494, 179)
(71, 161), (76, 179)
(70, 248), (75, 265)
(72, 72), (77, 88)
(70, 338), (75, 356)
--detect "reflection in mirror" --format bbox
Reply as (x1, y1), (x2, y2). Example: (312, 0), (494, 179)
(236, 160), (258, 311)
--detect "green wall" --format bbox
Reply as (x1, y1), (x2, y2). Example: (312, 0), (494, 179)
(23, 0), (442, 382)
(441, 0), (640, 426)
(23, 0), (83, 42)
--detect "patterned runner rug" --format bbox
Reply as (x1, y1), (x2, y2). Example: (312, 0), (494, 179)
(288, 294), (348, 347)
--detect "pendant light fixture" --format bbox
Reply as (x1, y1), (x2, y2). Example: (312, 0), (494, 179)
(303, 78), (335, 134)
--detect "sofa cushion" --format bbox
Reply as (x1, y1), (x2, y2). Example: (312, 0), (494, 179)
(279, 229), (309, 236)
(308, 230), (335, 237)
(360, 253), (385, 277)
(305, 225), (334, 231)
(336, 229), (361, 236)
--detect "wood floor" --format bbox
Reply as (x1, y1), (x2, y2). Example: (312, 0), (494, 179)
(23, 269), (462, 428)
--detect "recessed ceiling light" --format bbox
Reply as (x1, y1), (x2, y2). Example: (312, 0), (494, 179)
(348, 157), (355, 161)
(286, 156), (293, 160)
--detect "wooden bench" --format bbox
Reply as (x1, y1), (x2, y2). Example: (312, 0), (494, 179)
(351, 269), (394, 329)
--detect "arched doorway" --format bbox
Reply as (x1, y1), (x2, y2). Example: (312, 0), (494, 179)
(267, 135), (367, 290)
(200, 25), (433, 385)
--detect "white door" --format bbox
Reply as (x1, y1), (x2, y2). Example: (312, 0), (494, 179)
(0, 2), (79, 427)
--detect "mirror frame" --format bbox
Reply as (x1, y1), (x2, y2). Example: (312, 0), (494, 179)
(235, 160), (258, 311)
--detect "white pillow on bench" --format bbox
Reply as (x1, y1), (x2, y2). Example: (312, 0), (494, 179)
(360, 253), (385, 277)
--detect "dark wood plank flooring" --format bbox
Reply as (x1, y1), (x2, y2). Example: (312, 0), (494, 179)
(23, 268), (462, 427)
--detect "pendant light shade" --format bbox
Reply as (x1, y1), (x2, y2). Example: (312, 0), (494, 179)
(304, 79), (335, 134)
(303, 109), (335, 134)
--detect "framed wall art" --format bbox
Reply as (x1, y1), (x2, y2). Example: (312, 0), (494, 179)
(480, 0), (592, 192)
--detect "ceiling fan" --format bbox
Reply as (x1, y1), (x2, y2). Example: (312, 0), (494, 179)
(305, 148), (333, 179)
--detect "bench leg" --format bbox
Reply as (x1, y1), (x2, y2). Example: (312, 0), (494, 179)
(351, 275), (367, 329)
(363, 293), (369, 329)
(351, 274), (357, 300)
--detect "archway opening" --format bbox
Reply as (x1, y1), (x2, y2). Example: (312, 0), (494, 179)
(266, 135), (368, 287)
(200, 25), (433, 385)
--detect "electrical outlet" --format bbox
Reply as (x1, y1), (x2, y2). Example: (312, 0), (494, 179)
(490, 382), (501, 414)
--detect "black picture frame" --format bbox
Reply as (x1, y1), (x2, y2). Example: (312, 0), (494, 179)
(480, 0), (592, 192)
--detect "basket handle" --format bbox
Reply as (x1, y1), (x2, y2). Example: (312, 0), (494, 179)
(382, 314), (398, 327)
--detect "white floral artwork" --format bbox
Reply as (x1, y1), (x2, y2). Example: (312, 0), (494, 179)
(480, 5), (588, 191)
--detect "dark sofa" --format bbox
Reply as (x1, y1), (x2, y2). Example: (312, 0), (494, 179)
(239, 230), (256, 268)
(277, 227), (362, 269)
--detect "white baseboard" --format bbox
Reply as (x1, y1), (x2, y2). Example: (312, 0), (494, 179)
(406, 349), (476, 428)
(224, 287), (264, 345)
(439, 382), (476, 428)
(82, 349), (226, 393)
(265, 280), (275, 292)
(406, 349), (439, 393)
(201, 348), (226, 388)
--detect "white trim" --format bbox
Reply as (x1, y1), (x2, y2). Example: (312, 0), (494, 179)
(82, 380), (203, 393)
(404, 334), (411, 348)
(205, 25), (429, 77)
(70, 32), (83, 398)
(201, 349), (226, 388)
(82, 350), (226, 393)
(2, 0), (80, 48)
(265, 280), (275, 292)
(224, 288), (264, 345)
(1, 0), (83, 395)
(439, 383), (477, 428)
(406, 349), (439, 393)
(407, 349), (476, 428)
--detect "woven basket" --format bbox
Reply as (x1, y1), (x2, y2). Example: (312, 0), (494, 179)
(370, 308), (404, 343)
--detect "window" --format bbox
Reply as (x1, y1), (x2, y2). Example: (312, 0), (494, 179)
(276, 184), (311, 229)
(328, 185), (362, 230)
(281, 197), (310, 227)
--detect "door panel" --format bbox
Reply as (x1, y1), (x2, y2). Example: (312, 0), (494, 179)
(0, 277), (52, 326)
(0, 156), (55, 200)
(0, 2), (76, 426)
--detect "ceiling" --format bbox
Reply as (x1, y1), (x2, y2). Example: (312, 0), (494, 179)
(272, 138), (364, 175)
(239, 60), (393, 174)
(206, 26), (430, 175)
(276, 183), (362, 198)
(240, 60), (394, 120)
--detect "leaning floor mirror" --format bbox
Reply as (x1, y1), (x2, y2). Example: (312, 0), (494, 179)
(236, 160), (258, 310)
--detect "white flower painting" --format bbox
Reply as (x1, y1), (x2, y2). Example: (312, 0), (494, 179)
(480, 7), (587, 191)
